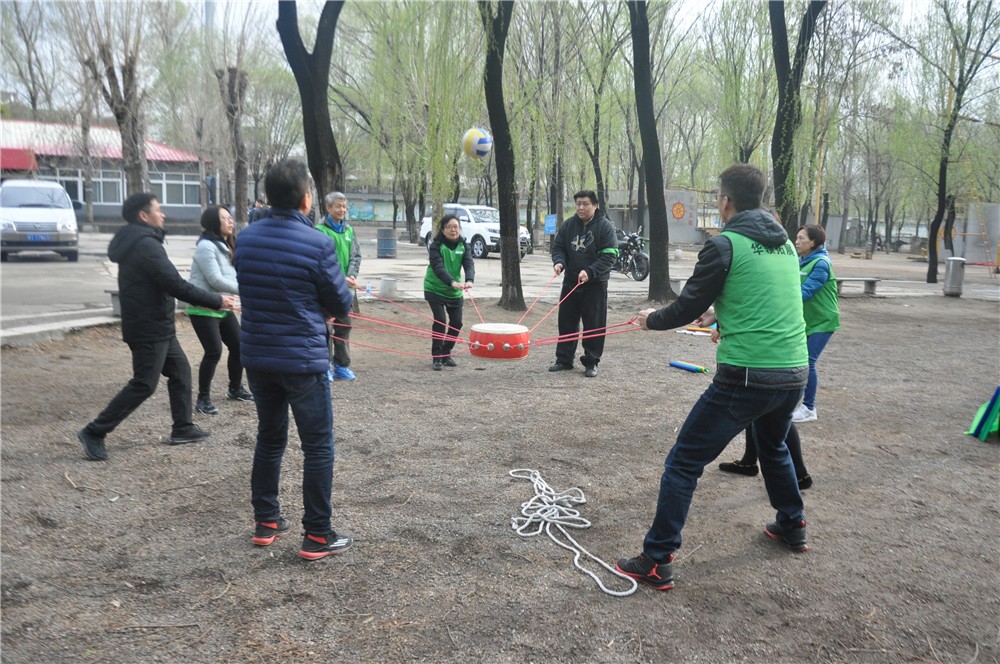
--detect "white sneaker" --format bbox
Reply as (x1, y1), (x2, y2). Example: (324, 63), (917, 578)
(792, 404), (817, 423)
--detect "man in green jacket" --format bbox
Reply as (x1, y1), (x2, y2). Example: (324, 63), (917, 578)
(317, 192), (362, 381)
(616, 164), (809, 591)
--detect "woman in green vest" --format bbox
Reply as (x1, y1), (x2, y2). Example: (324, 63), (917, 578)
(424, 214), (474, 371)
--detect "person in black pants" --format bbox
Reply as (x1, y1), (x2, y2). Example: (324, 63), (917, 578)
(719, 424), (812, 490)
(423, 214), (474, 370)
(187, 206), (252, 415)
(549, 190), (618, 378)
(76, 193), (236, 461)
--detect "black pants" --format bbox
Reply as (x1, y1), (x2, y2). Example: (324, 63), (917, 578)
(86, 337), (193, 436)
(554, 280), (608, 368)
(190, 312), (243, 399)
(427, 297), (464, 358)
(738, 424), (809, 480)
(327, 317), (352, 368)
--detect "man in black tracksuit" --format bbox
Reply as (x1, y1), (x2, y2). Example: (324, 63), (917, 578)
(549, 190), (618, 378)
(76, 193), (236, 461)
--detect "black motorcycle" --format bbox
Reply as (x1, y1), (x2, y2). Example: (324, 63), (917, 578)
(613, 226), (650, 281)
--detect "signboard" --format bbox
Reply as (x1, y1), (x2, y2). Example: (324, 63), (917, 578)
(665, 190), (698, 226)
(545, 213), (557, 235)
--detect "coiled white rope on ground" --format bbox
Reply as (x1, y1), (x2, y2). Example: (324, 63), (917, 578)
(509, 468), (637, 597)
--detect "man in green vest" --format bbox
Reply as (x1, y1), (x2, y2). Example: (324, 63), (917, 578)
(317, 192), (362, 381)
(616, 164), (809, 591)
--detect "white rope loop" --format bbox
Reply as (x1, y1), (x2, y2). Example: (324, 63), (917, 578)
(509, 469), (637, 597)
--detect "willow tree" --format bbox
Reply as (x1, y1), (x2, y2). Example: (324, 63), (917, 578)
(707, 0), (776, 164)
(627, 0), (671, 302)
(479, 0), (524, 310)
(277, 0), (344, 196)
(769, 0), (828, 234)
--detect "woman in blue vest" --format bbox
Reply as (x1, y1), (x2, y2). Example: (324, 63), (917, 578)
(424, 214), (474, 371)
(188, 206), (253, 415)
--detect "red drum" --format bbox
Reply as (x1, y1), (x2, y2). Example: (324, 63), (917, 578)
(468, 323), (530, 360)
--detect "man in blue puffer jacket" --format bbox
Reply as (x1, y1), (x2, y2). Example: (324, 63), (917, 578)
(234, 159), (355, 561)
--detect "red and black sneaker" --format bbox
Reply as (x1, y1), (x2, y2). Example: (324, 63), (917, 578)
(252, 516), (292, 546)
(300, 531), (353, 561)
(615, 552), (675, 591)
(765, 519), (809, 552)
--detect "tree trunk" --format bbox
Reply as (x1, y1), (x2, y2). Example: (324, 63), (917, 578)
(768, 0), (827, 235)
(276, 1), (344, 197)
(479, 0), (524, 311)
(627, 1), (671, 302)
(216, 67), (249, 230)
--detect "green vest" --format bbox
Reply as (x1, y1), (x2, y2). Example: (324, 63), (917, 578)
(714, 231), (808, 368)
(424, 242), (465, 299)
(800, 256), (841, 335)
(316, 221), (354, 275)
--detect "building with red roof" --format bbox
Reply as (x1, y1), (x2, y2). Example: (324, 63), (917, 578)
(0, 119), (208, 224)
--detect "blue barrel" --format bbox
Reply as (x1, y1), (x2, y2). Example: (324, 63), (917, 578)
(376, 227), (397, 258)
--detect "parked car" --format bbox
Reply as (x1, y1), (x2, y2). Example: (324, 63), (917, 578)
(419, 203), (529, 259)
(1, 179), (81, 262)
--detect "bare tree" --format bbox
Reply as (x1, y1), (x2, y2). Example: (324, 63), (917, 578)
(1, 0), (57, 117)
(61, 0), (150, 195)
(627, 0), (672, 302)
(277, 1), (345, 197)
(769, 0), (828, 234)
(479, 0), (525, 311)
(882, 0), (999, 282)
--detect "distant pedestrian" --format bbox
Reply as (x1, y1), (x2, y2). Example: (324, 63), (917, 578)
(235, 159), (355, 560)
(76, 194), (236, 461)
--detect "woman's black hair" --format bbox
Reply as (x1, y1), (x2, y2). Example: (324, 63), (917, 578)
(200, 206), (236, 262)
(434, 213), (461, 243)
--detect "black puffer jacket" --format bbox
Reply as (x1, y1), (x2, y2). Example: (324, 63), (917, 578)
(108, 222), (222, 344)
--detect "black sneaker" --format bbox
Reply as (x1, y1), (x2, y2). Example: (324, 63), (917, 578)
(195, 398), (218, 415)
(615, 552), (674, 591)
(227, 386), (254, 402)
(548, 362), (572, 372)
(168, 425), (211, 446)
(765, 519), (809, 552)
(584, 366), (598, 378)
(719, 461), (759, 476)
(300, 531), (353, 560)
(77, 427), (108, 461)
(442, 357), (458, 367)
(432, 359), (443, 371)
(798, 474), (813, 490)
(251, 516), (293, 546)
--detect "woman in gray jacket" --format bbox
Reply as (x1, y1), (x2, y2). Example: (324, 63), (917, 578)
(188, 206), (252, 414)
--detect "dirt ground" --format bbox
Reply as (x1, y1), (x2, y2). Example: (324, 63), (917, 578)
(2, 286), (999, 663)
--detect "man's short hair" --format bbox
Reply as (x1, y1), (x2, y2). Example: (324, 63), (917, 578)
(574, 190), (599, 206)
(122, 193), (157, 223)
(324, 191), (347, 207)
(719, 164), (766, 212)
(265, 159), (312, 211)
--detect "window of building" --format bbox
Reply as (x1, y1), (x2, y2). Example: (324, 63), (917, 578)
(149, 172), (200, 206)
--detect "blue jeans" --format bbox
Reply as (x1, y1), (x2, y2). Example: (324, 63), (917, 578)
(247, 370), (336, 535)
(642, 381), (805, 561)
(804, 332), (833, 409)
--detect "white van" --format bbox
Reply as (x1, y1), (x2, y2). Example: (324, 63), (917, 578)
(419, 203), (529, 259)
(0, 179), (80, 262)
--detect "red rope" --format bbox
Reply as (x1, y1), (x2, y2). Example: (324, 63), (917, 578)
(517, 271), (559, 325)
(528, 277), (583, 335)
(466, 289), (486, 324)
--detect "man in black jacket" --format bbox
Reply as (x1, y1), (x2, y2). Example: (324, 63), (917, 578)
(549, 190), (618, 378)
(77, 193), (236, 461)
